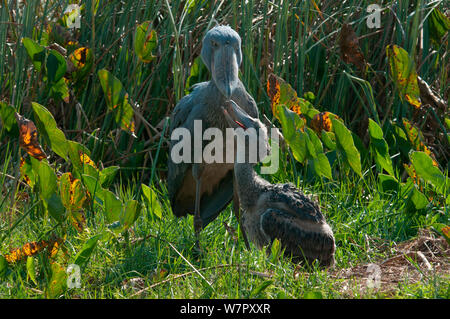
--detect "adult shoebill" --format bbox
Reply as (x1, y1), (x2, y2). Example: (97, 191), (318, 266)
(222, 100), (336, 267)
(168, 26), (258, 248)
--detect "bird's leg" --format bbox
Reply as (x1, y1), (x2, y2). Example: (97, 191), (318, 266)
(192, 164), (203, 252)
(233, 175), (250, 250)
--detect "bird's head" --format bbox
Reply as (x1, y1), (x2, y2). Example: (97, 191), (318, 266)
(201, 25), (242, 100)
(222, 100), (270, 163)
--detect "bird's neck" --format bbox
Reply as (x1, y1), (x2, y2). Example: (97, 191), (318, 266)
(234, 162), (268, 211)
(206, 79), (241, 103)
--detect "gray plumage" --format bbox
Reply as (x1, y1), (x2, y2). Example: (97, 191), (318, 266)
(223, 101), (335, 267)
(168, 26), (258, 233)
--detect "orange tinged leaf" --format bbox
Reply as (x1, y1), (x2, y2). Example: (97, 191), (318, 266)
(69, 210), (86, 232)
(73, 47), (87, 67)
(402, 119), (435, 159)
(442, 226), (450, 240)
(5, 240), (49, 263)
(267, 74), (311, 121)
(310, 112), (340, 134)
(79, 152), (97, 169)
(267, 74), (281, 114)
(386, 45), (422, 109)
(19, 156), (32, 186)
(15, 113), (47, 161)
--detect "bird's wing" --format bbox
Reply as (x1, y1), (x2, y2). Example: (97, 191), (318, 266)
(266, 183), (325, 223)
(260, 208), (335, 266)
(167, 85), (234, 225)
(167, 93), (195, 205)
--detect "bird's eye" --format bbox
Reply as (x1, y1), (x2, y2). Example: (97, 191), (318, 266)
(211, 40), (218, 48)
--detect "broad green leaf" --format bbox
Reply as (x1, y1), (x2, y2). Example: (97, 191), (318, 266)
(46, 262), (67, 299)
(405, 186), (429, 213)
(306, 128), (323, 154)
(276, 104), (307, 163)
(32, 102), (68, 160)
(26, 256), (37, 285)
(410, 151), (448, 195)
(22, 37), (45, 72)
(49, 77), (70, 103)
(321, 131), (336, 150)
(103, 189), (122, 223)
(68, 140), (91, 172)
(428, 8), (450, 47)
(82, 174), (103, 205)
(306, 128), (332, 179)
(120, 200), (141, 231)
(312, 153), (333, 180)
(73, 234), (101, 268)
(141, 183), (163, 219)
(97, 69), (136, 136)
(47, 193), (66, 222)
(99, 166), (119, 188)
(332, 119), (362, 177)
(378, 174), (399, 193)
(31, 157), (57, 201)
(304, 132), (317, 159)
(368, 119), (395, 176)
(46, 50), (67, 84)
(277, 104), (305, 140)
(83, 160), (99, 179)
(386, 45), (421, 109)
(134, 21), (157, 63)
(391, 121), (412, 156)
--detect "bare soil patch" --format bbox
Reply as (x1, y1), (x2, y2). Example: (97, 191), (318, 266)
(331, 229), (449, 296)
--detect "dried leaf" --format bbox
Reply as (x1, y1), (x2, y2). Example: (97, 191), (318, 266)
(15, 113), (47, 161)
(5, 240), (49, 263)
(339, 24), (367, 72)
(310, 112), (340, 134)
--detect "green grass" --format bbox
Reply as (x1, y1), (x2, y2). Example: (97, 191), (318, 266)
(0, 162), (448, 298)
(0, 0), (449, 298)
